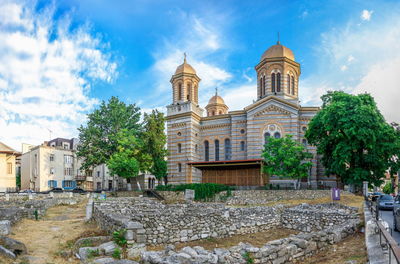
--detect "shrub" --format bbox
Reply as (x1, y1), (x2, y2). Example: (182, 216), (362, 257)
(243, 252), (254, 264)
(113, 229), (127, 248)
(112, 248), (122, 259)
(156, 183), (233, 201)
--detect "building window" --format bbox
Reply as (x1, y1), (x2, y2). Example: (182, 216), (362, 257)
(302, 139), (308, 147)
(195, 144), (198, 153)
(48, 180), (57, 188)
(86, 170), (93, 177)
(274, 132), (281, 138)
(277, 73), (281, 92)
(302, 126), (307, 132)
(62, 180), (76, 189)
(291, 76), (295, 95)
(63, 144), (69, 149)
(240, 129), (245, 134)
(187, 83), (191, 100)
(264, 132), (271, 144)
(6, 163), (12, 174)
(259, 77), (263, 97)
(287, 74), (291, 93)
(177, 132), (181, 136)
(271, 73), (276, 92)
(204, 141), (209, 161)
(212, 111), (215, 116)
(178, 143), (182, 153)
(215, 139), (220, 161)
(64, 167), (73, 176)
(50, 167), (55, 175)
(224, 138), (231, 160)
(178, 83), (182, 100)
(240, 141), (245, 151)
(97, 171), (100, 177)
(219, 111), (222, 115)
(64, 155), (73, 164)
(50, 154), (55, 162)
(178, 163), (182, 172)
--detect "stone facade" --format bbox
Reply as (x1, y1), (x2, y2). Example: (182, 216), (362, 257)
(166, 43), (336, 188)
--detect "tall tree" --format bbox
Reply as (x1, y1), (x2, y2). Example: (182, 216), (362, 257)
(77, 96), (142, 171)
(262, 135), (313, 180)
(107, 129), (151, 183)
(142, 110), (168, 180)
(305, 91), (400, 187)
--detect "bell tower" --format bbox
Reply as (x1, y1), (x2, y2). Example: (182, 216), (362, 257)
(255, 41), (301, 101)
(166, 55), (203, 184)
(170, 54), (200, 105)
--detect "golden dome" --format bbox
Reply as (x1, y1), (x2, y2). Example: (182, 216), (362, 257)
(174, 55), (196, 75)
(260, 42), (295, 61)
(208, 94), (226, 105)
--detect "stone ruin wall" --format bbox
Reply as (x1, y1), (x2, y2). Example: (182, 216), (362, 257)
(92, 197), (359, 246)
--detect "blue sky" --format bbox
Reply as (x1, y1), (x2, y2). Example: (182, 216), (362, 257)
(1, 0), (400, 149)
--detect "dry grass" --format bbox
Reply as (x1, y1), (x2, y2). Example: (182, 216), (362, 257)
(148, 228), (298, 251)
(5, 200), (106, 264)
(302, 232), (367, 264)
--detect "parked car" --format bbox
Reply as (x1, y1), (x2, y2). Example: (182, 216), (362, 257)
(377, 194), (394, 210)
(72, 187), (86, 194)
(50, 187), (63, 193)
(393, 195), (400, 231)
(19, 189), (35, 195)
(369, 192), (383, 201)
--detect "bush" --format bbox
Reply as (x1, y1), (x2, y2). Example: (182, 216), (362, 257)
(156, 183), (233, 201)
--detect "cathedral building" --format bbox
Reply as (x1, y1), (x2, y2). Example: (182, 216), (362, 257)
(166, 42), (337, 188)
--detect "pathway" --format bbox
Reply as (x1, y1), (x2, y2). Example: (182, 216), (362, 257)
(9, 200), (100, 264)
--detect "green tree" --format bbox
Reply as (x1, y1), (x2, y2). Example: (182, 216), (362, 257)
(382, 182), (394, 194)
(262, 135), (313, 180)
(142, 110), (168, 180)
(106, 129), (151, 183)
(305, 91), (400, 187)
(77, 96), (142, 171)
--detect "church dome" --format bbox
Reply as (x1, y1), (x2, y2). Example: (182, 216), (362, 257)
(208, 94), (226, 105)
(174, 56), (196, 75)
(260, 42), (295, 61)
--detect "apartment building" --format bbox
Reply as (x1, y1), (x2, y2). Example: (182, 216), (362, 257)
(0, 142), (20, 192)
(21, 138), (127, 192)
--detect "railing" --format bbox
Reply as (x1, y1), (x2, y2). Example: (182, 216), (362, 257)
(367, 198), (400, 263)
(75, 175), (87, 181)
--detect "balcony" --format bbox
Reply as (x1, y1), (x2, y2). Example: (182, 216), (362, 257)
(75, 175), (86, 181)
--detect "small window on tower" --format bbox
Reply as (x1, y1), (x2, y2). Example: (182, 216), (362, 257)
(240, 141), (245, 151)
(178, 163), (182, 172)
(178, 143), (182, 153)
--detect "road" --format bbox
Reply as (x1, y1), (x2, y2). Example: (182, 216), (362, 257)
(379, 209), (400, 243)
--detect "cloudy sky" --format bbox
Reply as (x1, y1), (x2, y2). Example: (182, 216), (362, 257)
(1, 0), (400, 150)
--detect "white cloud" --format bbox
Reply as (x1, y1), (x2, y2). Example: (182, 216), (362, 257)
(301, 8), (400, 122)
(361, 10), (373, 21)
(220, 84), (256, 111)
(149, 15), (232, 107)
(0, 0), (117, 150)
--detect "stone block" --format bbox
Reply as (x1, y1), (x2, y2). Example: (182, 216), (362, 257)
(0, 220), (11, 236)
(127, 243), (146, 259)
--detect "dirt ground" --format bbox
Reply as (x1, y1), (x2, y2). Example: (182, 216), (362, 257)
(302, 231), (367, 264)
(1, 200), (105, 264)
(148, 228), (298, 251)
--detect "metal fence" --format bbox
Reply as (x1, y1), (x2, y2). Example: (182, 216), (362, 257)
(367, 199), (400, 263)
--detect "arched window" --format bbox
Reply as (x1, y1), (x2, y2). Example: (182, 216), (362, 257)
(178, 83), (182, 100)
(240, 141), (245, 151)
(177, 143), (182, 153)
(178, 163), (182, 172)
(187, 83), (191, 100)
(277, 73), (281, 92)
(302, 139), (308, 147)
(291, 76), (295, 95)
(287, 74), (291, 93)
(224, 139), (231, 160)
(262, 75), (266, 96)
(212, 111), (215, 116)
(264, 132), (271, 144)
(215, 139), (220, 161)
(271, 73), (276, 92)
(274, 132), (281, 138)
(219, 111), (222, 115)
(195, 144), (198, 153)
(259, 77), (263, 98)
(204, 141), (209, 161)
